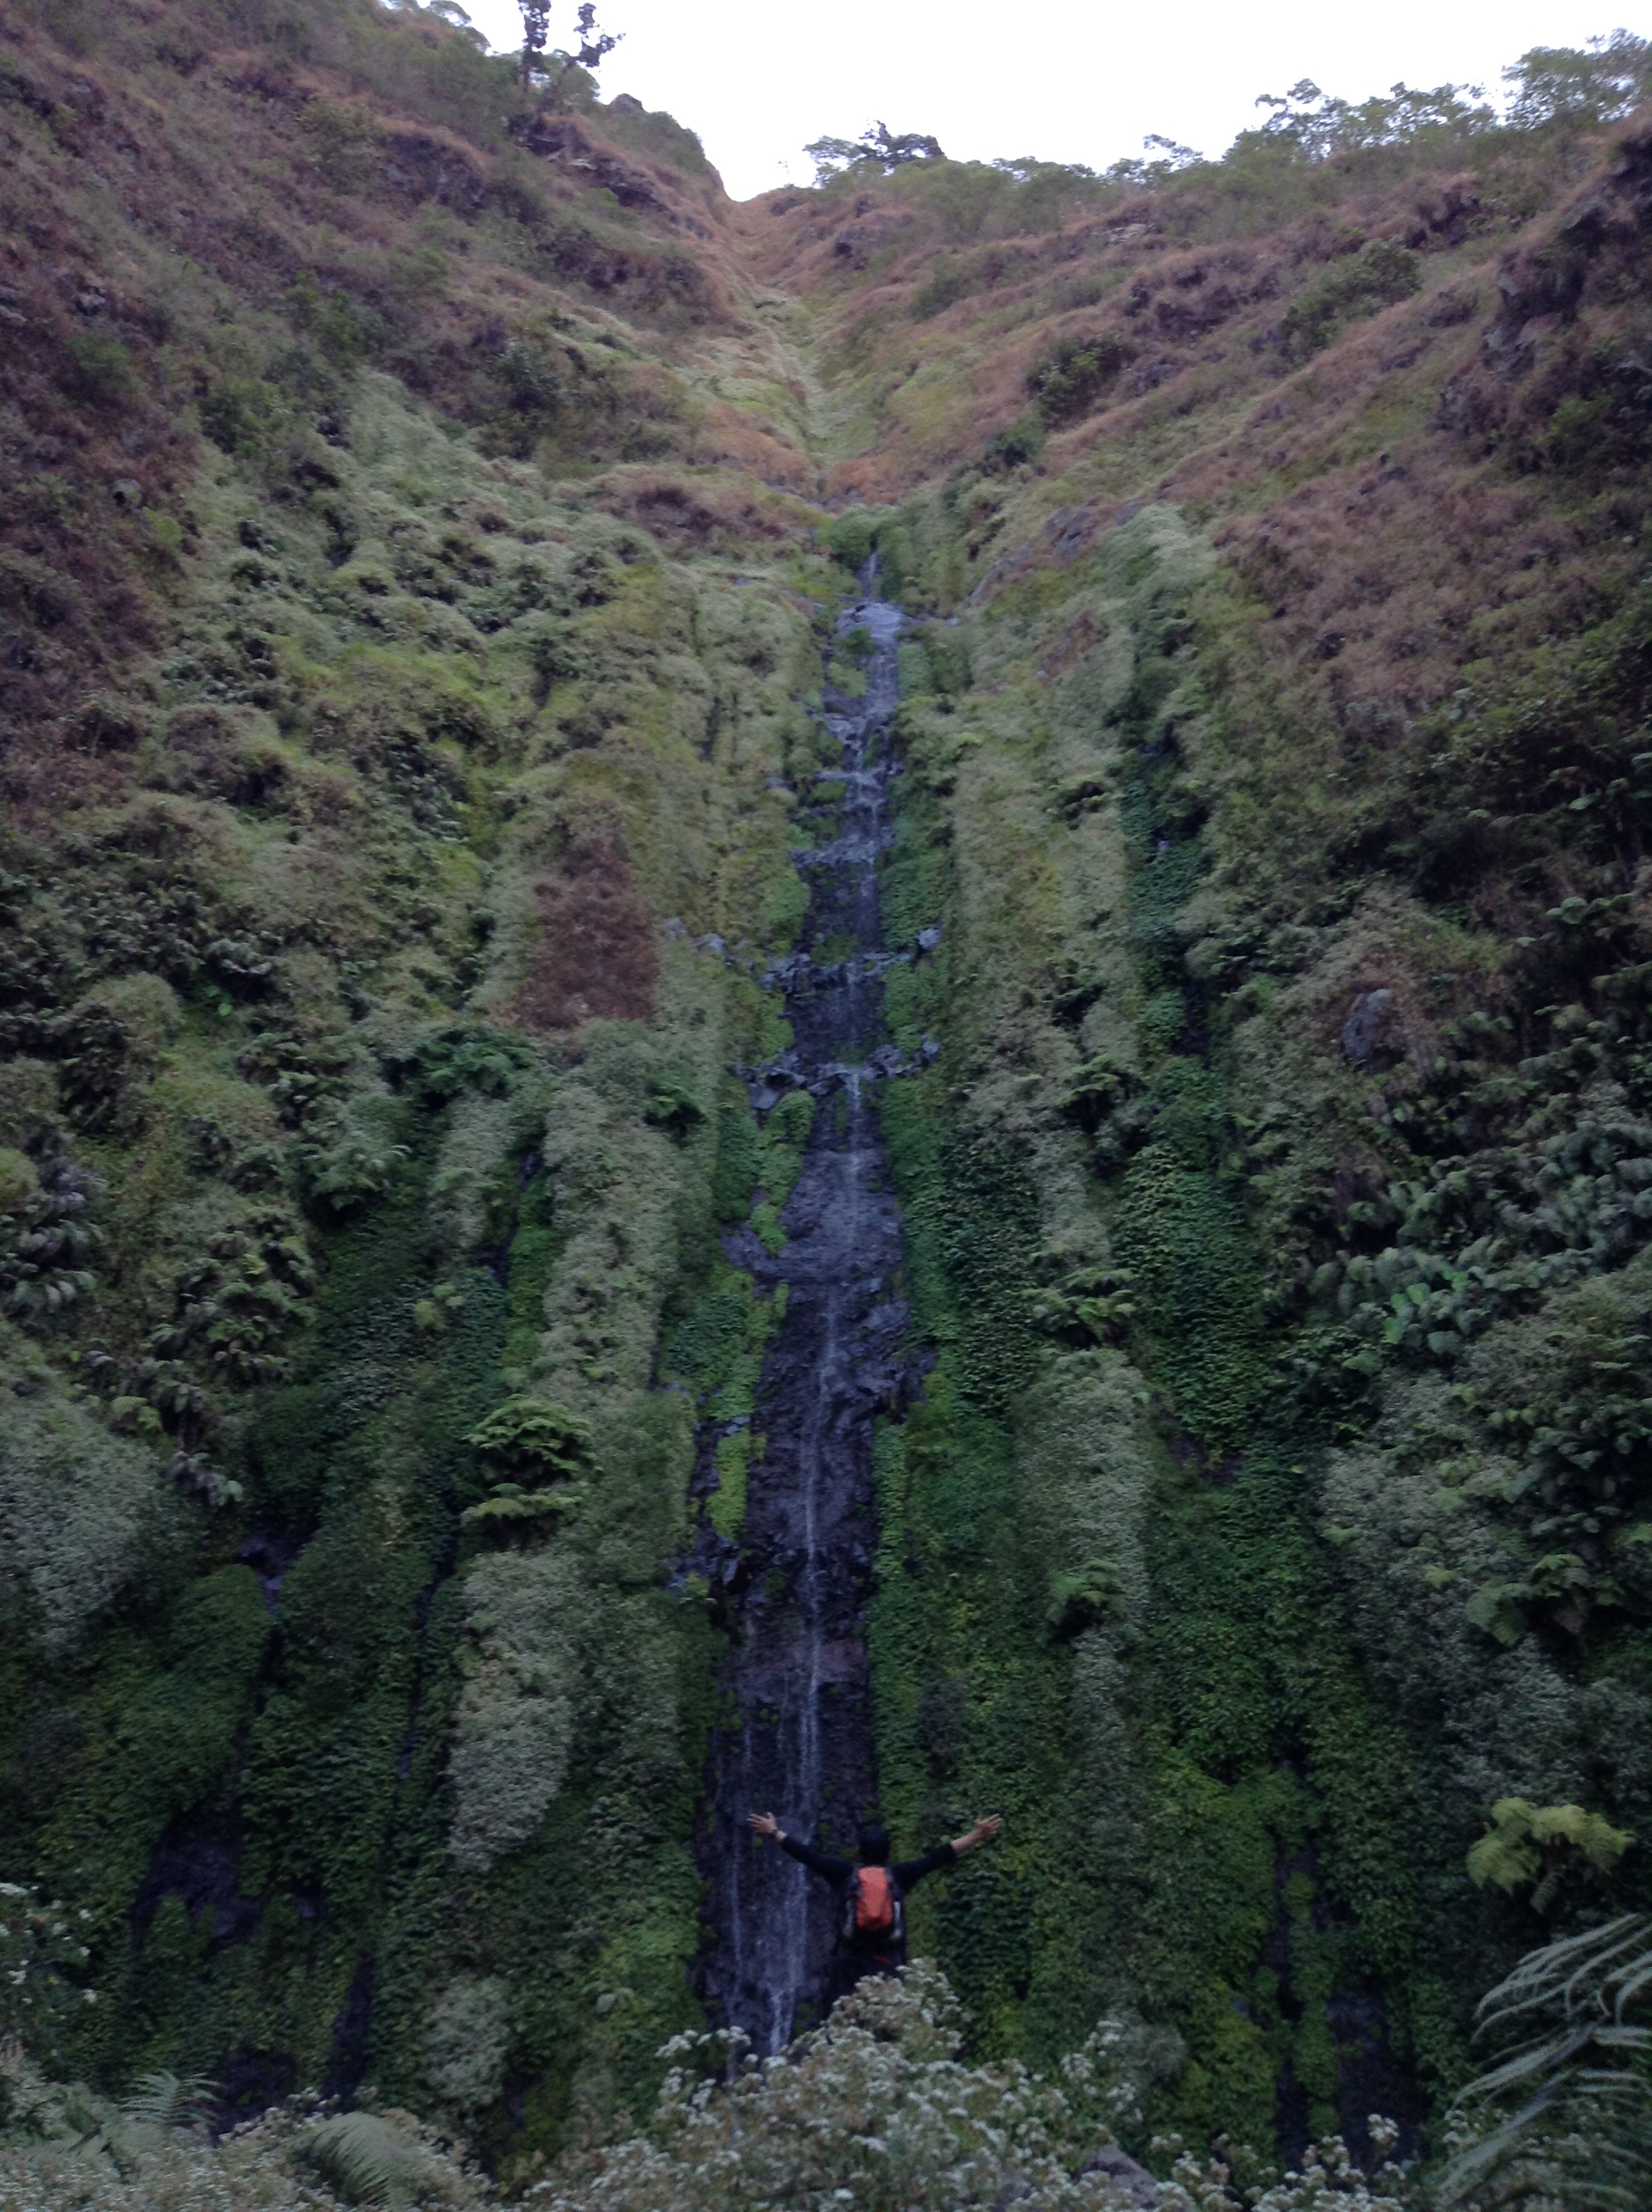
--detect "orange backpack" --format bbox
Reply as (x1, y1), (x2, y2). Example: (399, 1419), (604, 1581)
(845, 1865), (903, 1949)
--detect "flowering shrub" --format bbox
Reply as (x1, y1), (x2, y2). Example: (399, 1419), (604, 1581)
(529, 1966), (1421, 2212)
(0, 1884), (95, 2078)
(1153, 2127), (1414, 2212)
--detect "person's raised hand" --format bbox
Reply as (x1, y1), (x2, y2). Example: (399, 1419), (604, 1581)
(747, 1811), (781, 1840)
(973, 1813), (1003, 1844)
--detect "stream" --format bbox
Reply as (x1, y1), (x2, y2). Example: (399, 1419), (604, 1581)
(697, 569), (921, 2053)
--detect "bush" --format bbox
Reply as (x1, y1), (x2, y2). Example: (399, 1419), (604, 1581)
(0, 1394), (159, 1655)
(1279, 241), (1421, 362)
(528, 1965), (1415, 2212)
(446, 1550), (582, 1872)
(1027, 332), (1136, 426)
(0, 2084), (489, 2209)
(59, 331), (134, 408)
(0, 1883), (96, 2077)
(465, 1396), (591, 1480)
(983, 410), (1046, 472)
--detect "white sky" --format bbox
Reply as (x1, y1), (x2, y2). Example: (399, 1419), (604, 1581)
(451, 2), (1644, 201)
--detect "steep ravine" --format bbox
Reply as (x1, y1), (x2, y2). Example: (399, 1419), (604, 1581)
(7, 10), (1652, 2189)
(699, 573), (924, 2052)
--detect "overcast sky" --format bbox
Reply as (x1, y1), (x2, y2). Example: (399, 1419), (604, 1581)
(450, 2), (1644, 201)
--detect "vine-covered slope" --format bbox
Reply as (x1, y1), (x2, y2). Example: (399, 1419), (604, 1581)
(3, 0), (1652, 2184)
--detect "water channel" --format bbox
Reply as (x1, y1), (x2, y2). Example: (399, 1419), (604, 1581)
(697, 569), (923, 2052)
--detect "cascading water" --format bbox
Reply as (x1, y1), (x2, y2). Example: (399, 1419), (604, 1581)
(697, 562), (927, 2053)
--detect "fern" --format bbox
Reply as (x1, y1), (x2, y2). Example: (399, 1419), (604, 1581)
(465, 1397), (591, 1479)
(1443, 1913), (1652, 2207)
(119, 2068), (215, 2133)
(298, 2110), (417, 2206)
(1467, 1797), (1635, 1911)
(460, 1481), (584, 1527)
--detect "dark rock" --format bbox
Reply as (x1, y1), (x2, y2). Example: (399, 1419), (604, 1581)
(507, 112), (670, 216)
(700, 588), (910, 2054)
(1340, 987), (1399, 1066)
(1080, 2141), (1158, 2206)
(382, 129), (488, 211)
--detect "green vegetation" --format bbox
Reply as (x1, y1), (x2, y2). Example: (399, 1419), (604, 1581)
(3, 2), (1652, 2202)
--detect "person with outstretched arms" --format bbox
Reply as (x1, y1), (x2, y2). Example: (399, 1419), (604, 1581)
(747, 1808), (1003, 2002)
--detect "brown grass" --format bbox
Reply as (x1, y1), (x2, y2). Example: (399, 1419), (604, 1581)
(0, 0), (783, 815)
(514, 835), (658, 1030)
(590, 464), (816, 548)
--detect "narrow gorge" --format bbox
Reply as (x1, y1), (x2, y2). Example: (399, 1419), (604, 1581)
(3, 5), (1652, 2203)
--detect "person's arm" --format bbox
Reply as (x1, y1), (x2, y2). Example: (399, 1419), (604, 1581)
(746, 1812), (851, 1883)
(893, 1814), (1002, 1892)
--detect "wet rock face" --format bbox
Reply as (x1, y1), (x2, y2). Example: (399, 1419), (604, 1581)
(699, 577), (916, 2053)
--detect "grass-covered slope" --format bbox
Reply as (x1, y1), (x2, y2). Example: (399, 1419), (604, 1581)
(0, 0), (841, 2173)
(773, 73), (1652, 2169)
(5, 0), (1652, 2189)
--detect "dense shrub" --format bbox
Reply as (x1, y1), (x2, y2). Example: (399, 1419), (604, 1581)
(1027, 332), (1137, 425)
(1278, 241), (1422, 363)
(531, 1968), (1413, 2212)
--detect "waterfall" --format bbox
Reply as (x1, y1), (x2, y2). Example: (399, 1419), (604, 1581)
(698, 563), (917, 2052)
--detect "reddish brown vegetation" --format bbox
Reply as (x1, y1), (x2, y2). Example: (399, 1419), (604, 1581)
(591, 465), (811, 547)
(759, 119), (1652, 775)
(0, 48), (195, 810)
(1436, 125), (1652, 460)
(515, 836), (658, 1030)
(0, 0), (762, 818)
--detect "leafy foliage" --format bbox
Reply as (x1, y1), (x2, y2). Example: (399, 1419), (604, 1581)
(463, 1397), (591, 1533)
(1027, 333), (1137, 428)
(1234, 79), (1495, 163)
(1279, 242), (1422, 365)
(532, 1966), (1412, 2211)
(1443, 1915), (1652, 2208)
(1468, 1800), (1635, 1912)
(0, 2082), (489, 2208)
(465, 1396), (590, 1479)
(0, 1143), (99, 1321)
(0, 1883), (96, 2074)
(1503, 31), (1652, 131)
(806, 121), (947, 184)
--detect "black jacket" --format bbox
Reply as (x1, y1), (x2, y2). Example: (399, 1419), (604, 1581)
(777, 1833), (957, 1962)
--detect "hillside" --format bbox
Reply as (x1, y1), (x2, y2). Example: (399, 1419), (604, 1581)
(3, 3), (1652, 2201)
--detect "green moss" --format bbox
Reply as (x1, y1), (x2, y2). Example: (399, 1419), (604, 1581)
(710, 1102), (761, 1224)
(707, 1428), (752, 1538)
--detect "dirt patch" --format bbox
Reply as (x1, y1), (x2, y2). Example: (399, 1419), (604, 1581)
(515, 835), (657, 1030)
